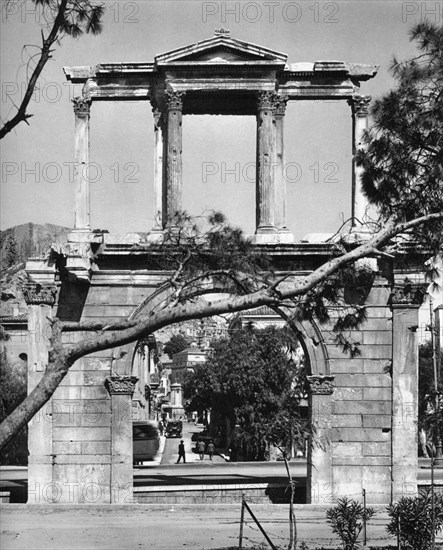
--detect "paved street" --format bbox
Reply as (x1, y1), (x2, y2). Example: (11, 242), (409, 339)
(160, 421), (226, 465)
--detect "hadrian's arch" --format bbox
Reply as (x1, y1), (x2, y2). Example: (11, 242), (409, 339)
(25, 31), (423, 505)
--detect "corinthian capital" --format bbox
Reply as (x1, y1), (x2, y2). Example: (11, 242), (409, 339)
(307, 375), (335, 395)
(257, 91), (280, 111)
(274, 96), (289, 116)
(72, 97), (91, 117)
(105, 375), (139, 396)
(165, 91), (185, 110)
(349, 95), (371, 117)
(23, 283), (57, 306)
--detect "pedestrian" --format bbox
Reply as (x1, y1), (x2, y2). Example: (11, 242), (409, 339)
(176, 440), (186, 463)
(198, 439), (206, 461)
(207, 440), (215, 461)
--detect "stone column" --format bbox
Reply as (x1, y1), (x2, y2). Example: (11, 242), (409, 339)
(255, 91), (278, 244)
(390, 281), (423, 500)
(72, 97), (91, 231)
(164, 91), (185, 227)
(273, 97), (294, 243)
(105, 375), (138, 504)
(23, 284), (57, 503)
(306, 375), (336, 504)
(349, 95), (371, 227)
(150, 108), (164, 238)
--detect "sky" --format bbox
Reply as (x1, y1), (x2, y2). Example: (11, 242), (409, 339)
(0, 0), (440, 240)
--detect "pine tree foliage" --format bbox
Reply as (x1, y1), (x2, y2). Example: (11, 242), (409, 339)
(1, 0), (104, 138)
(357, 21), (443, 255)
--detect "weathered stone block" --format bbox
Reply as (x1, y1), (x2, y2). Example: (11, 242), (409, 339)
(357, 345), (392, 360)
(364, 286), (390, 306)
(362, 331), (392, 345)
(53, 441), (82, 455)
(363, 441), (391, 456)
(330, 359), (365, 374)
(362, 466), (391, 503)
(334, 427), (390, 442)
(83, 371), (108, 385)
(363, 359), (391, 374)
(363, 415), (391, 428)
(81, 441), (111, 455)
(331, 414), (362, 428)
(335, 400), (391, 415)
(332, 442), (362, 458)
(362, 318), (392, 331)
(81, 357), (112, 370)
(363, 387), (391, 400)
(53, 411), (111, 428)
(365, 307), (392, 319)
(332, 457), (391, 466)
(53, 426), (110, 441)
(82, 305), (135, 317)
(334, 373), (391, 387)
(333, 387), (363, 401)
(55, 455), (111, 465)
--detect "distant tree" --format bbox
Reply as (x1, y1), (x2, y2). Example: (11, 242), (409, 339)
(4, 235), (18, 268)
(419, 341), (443, 456)
(1, 0), (104, 139)
(183, 326), (309, 461)
(163, 334), (190, 359)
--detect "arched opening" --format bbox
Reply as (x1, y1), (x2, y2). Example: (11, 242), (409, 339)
(125, 286), (333, 503)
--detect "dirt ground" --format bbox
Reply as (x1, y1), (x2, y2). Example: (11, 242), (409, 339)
(0, 503), (424, 550)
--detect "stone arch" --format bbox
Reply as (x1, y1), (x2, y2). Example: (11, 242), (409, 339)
(126, 282), (334, 503)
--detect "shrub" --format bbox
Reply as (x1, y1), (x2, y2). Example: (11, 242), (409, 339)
(326, 497), (375, 550)
(386, 491), (443, 550)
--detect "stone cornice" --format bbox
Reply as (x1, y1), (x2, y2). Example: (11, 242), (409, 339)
(23, 284), (57, 306)
(307, 375), (335, 395)
(105, 375), (139, 396)
(72, 97), (91, 117)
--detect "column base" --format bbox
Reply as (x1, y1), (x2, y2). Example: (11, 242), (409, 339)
(67, 230), (103, 244)
(253, 226), (279, 244)
(278, 227), (294, 244)
(147, 228), (165, 244)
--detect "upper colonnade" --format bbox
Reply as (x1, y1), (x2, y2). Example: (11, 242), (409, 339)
(64, 29), (378, 244)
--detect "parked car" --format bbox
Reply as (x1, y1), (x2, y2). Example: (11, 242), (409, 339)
(165, 420), (183, 438)
(133, 421), (160, 464)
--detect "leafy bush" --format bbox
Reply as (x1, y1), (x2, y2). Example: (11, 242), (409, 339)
(326, 497), (375, 550)
(387, 491), (443, 550)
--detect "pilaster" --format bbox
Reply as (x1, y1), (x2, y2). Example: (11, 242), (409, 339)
(390, 279), (424, 500)
(24, 284), (57, 503)
(105, 375), (138, 503)
(306, 375), (336, 504)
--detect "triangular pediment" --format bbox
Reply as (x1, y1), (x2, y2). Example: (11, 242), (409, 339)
(155, 34), (287, 66)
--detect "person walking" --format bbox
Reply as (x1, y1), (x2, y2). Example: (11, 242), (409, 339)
(198, 439), (206, 461)
(207, 440), (215, 461)
(176, 440), (186, 464)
